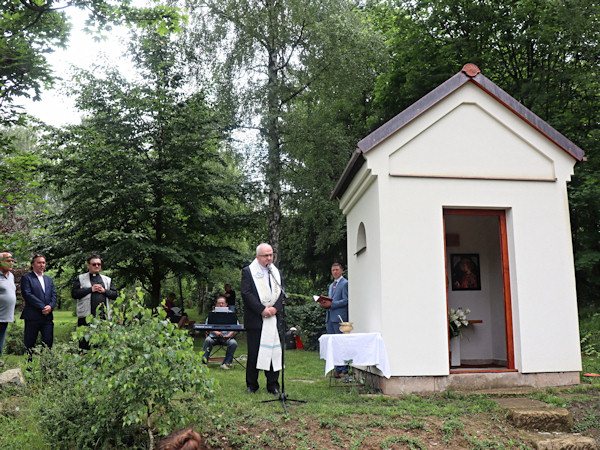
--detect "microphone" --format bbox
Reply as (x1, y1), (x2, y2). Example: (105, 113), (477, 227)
(266, 263), (273, 274)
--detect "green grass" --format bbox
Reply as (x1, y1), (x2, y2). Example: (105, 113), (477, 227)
(1, 309), (600, 448)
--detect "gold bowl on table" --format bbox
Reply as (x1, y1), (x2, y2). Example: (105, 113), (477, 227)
(338, 322), (354, 334)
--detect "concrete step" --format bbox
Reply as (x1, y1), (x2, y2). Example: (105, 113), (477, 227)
(527, 432), (598, 449)
(495, 398), (573, 432)
(494, 398), (598, 449)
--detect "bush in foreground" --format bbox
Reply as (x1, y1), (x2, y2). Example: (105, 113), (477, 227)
(29, 289), (213, 449)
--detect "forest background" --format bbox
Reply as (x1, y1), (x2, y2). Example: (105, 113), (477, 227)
(1, 0), (600, 314)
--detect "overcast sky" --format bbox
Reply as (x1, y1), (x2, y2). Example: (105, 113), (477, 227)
(18, 8), (134, 127)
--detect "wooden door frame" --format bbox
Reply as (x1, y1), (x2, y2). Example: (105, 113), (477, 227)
(443, 209), (515, 371)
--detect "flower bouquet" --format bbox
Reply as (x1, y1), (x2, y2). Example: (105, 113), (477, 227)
(449, 307), (470, 338)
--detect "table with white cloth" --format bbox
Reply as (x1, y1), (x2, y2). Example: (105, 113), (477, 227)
(319, 332), (391, 379)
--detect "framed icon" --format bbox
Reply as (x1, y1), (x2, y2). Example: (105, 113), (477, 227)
(451, 254), (481, 291)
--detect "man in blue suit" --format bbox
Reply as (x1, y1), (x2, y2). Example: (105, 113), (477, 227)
(20, 254), (57, 355)
(326, 262), (349, 377)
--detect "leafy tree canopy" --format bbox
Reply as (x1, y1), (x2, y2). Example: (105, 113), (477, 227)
(39, 30), (248, 306)
(184, 0), (387, 268)
(0, 0), (184, 123)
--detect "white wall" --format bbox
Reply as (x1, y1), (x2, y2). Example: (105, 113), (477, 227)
(343, 167), (382, 334)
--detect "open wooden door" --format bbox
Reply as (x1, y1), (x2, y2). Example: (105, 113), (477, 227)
(444, 209), (515, 372)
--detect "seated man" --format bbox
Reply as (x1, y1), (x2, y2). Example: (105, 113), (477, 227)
(163, 292), (186, 325)
(202, 296), (238, 370)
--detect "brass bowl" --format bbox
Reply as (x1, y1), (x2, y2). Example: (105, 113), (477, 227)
(338, 322), (354, 334)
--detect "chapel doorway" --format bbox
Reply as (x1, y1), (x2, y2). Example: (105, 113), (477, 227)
(444, 209), (515, 372)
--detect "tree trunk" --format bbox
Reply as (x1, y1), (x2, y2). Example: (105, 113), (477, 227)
(265, 46), (282, 266)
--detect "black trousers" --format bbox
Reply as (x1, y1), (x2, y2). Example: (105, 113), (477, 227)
(246, 328), (280, 392)
(24, 320), (54, 355)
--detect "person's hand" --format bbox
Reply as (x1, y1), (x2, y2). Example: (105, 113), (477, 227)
(42, 305), (52, 315)
(92, 284), (105, 293)
(319, 299), (332, 309)
(261, 306), (277, 318)
(214, 331), (223, 338)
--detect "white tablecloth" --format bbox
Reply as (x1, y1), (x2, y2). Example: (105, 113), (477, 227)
(319, 332), (391, 378)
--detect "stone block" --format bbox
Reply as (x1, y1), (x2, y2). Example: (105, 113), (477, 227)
(0, 368), (26, 387)
(508, 408), (573, 432)
(530, 433), (598, 450)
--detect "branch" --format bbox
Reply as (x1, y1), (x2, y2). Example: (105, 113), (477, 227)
(279, 65), (326, 105)
(278, 21), (306, 72)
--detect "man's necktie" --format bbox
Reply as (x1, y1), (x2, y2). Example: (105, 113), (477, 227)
(332, 280), (338, 295)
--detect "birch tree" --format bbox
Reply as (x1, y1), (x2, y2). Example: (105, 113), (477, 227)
(184, 0), (385, 265)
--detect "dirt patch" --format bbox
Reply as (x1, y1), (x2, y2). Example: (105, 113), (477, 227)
(202, 389), (600, 449)
(205, 411), (534, 448)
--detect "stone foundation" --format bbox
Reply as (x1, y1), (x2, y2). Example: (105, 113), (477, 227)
(357, 370), (580, 394)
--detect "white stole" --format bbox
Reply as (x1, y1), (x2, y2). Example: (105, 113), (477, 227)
(249, 258), (282, 371)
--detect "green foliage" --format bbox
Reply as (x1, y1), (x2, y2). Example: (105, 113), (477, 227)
(529, 389), (567, 408)
(30, 344), (146, 449)
(581, 333), (600, 358)
(186, 0), (387, 269)
(0, 1), (68, 123)
(0, 126), (43, 254)
(380, 435), (426, 449)
(0, 388), (47, 449)
(278, 3), (386, 285)
(2, 321), (24, 355)
(40, 30), (247, 306)
(570, 172), (600, 306)
(29, 289), (212, 448)
(286, 301), (327, 351)
(0, 0), (183, 124)
(2, 339), (600, 448)
(579, 309), (600, 357)
(572, 407), (600, 433)
(441, 417), (463, 443)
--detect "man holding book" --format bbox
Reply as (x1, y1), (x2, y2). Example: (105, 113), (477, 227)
(325, 262), (348, 377)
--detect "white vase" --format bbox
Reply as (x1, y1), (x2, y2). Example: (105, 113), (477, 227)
(450, 336), (461, 367)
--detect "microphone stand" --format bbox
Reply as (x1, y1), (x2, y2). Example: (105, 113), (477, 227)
(261, 264), (306, 414)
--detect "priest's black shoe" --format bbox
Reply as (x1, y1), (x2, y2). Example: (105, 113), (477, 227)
(246, 388), (257, 394)
(268, 388), (281, 396)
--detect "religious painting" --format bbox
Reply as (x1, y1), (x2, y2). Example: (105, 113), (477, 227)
(451, 253), (481, 291)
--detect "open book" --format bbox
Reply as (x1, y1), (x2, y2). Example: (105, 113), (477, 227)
(313, 295), (333, 307)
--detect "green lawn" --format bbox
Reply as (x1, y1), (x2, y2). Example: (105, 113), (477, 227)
(1, 309), (600, 449)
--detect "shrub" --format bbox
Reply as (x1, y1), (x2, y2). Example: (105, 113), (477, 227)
(3, 322), (25, 355)
(2, 318), (74, 356)
(579, 310), (600, 357)
(286, 301), (326, 351)
(30, 289), (213, 449)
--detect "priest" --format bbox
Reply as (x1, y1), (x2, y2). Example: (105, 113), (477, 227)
(241, 243), (283, 395)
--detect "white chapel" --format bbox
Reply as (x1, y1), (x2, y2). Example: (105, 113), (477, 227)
(331, 63), (585, 394)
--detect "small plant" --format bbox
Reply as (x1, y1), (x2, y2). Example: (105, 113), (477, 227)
(440, 418), (463, 443)
(571, 407), (600, 433)
(581, 332), (600, 357)
(380, 435), (427, 449)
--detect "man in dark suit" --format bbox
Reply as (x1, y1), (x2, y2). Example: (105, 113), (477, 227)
(241, 243), (284, 395)
(20, 254), (57, 355)
(326, 262), (349, 377)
